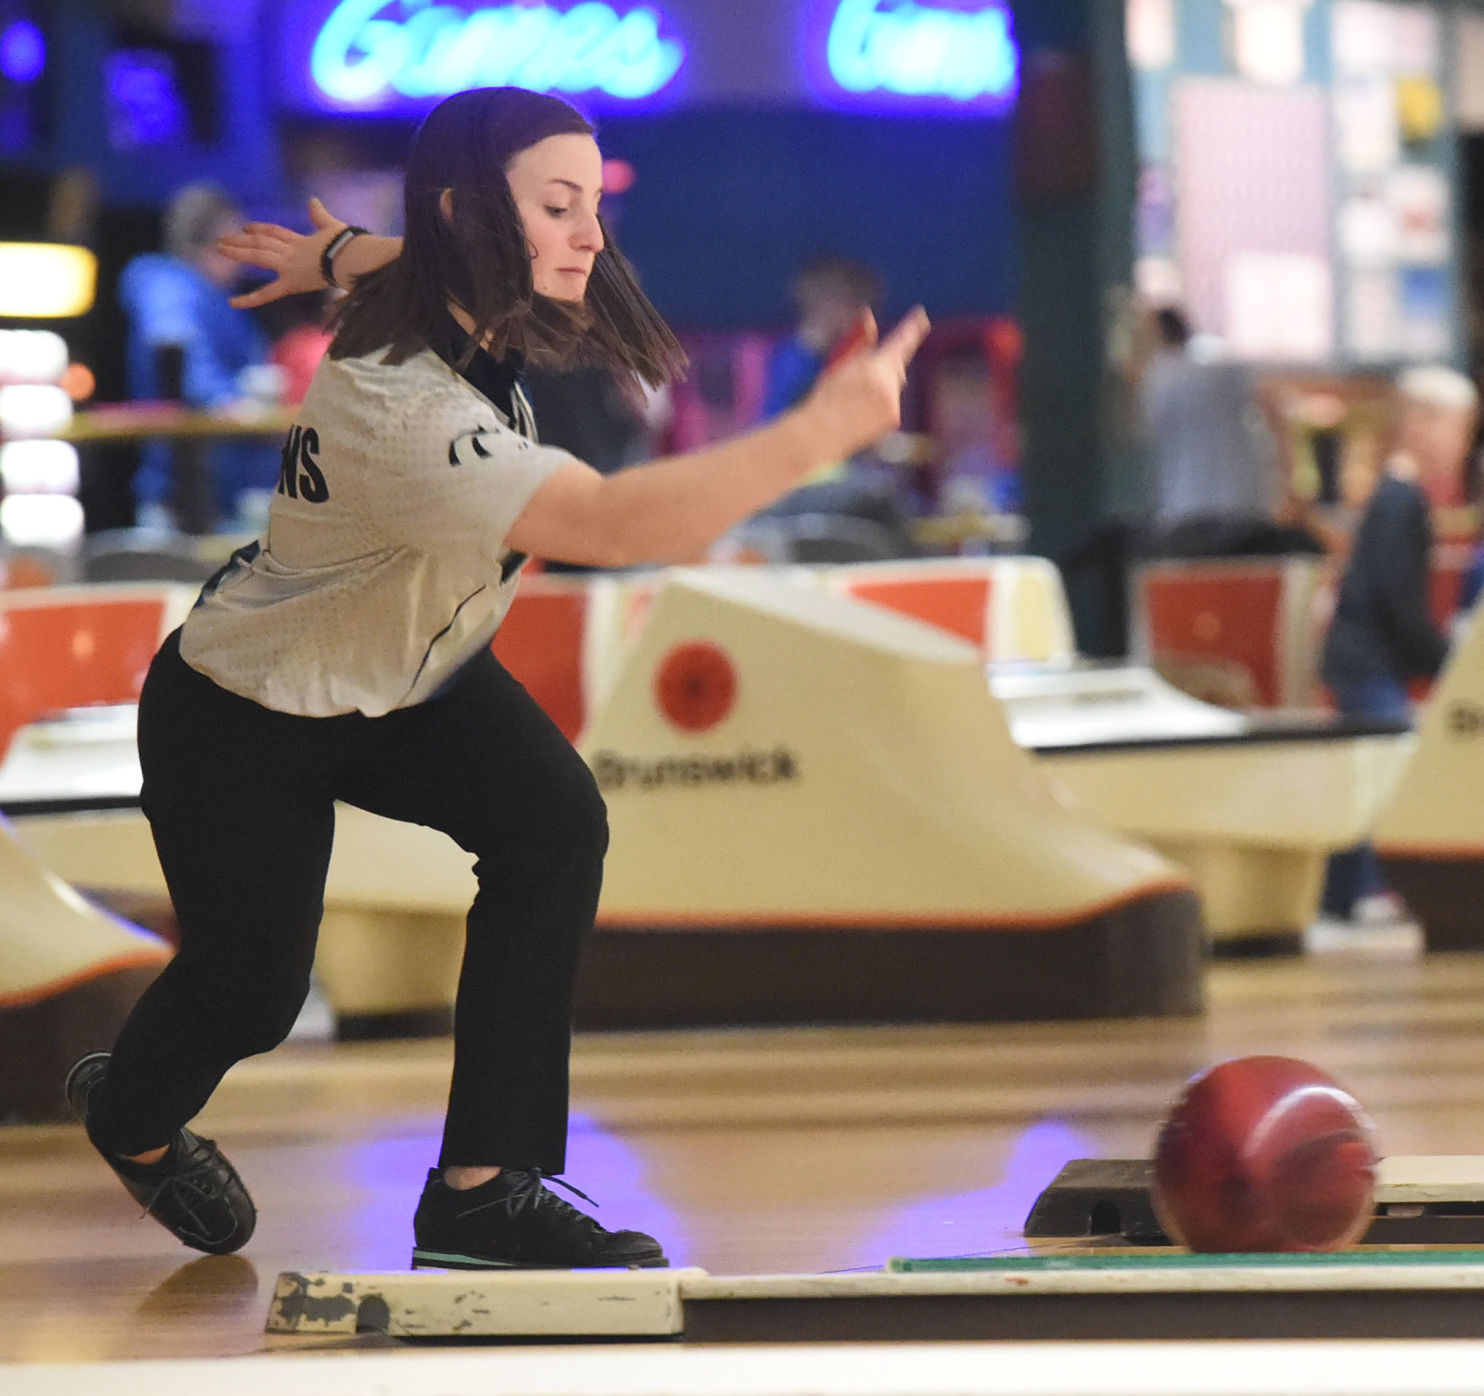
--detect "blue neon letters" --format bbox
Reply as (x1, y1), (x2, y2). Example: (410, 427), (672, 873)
(825, 0), (1018, 103)
(309, 0), (684, 104)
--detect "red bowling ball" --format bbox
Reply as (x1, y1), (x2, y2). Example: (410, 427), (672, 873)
(1151, 1056), (1379, 1253)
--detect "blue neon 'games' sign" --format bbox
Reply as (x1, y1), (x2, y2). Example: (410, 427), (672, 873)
(288, 0), (1019, 115)
(307, 0), (685, 107)
(818, 0), (1018, 109)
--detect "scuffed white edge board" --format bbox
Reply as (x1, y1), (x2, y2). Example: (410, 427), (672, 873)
(268, 1267), (697, 1336)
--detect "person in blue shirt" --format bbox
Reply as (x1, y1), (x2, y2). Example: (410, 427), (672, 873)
(761, 255), (883, 420)
(753, 255), (916, 557)
(119, 183), (281, 533)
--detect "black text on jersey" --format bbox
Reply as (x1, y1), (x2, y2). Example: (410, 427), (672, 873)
(278, 425), (330, 503)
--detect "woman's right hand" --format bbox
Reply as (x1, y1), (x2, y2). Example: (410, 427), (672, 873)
(797, 306), (931, 461)
(220, 198), (347, 309)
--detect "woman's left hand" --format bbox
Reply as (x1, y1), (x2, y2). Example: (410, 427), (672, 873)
(221, 198), (346, 309)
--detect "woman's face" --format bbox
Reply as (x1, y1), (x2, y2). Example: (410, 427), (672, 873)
(504, 132), (605, 302)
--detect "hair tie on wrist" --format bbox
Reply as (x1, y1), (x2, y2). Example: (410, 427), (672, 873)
(320, 225), (370, 289)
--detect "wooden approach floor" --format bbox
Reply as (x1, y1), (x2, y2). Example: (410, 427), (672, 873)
(9, 920), (1484, 1389)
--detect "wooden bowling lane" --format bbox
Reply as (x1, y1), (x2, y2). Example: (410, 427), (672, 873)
(8, 932), (1484, 1364)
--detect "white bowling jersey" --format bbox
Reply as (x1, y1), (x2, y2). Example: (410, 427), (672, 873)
(179, 346), (578, 717)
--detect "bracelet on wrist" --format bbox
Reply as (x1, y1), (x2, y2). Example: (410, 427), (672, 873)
(320, 225), (370, 289)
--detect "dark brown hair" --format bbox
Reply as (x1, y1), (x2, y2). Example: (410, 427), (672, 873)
(330, 87), (684, 388)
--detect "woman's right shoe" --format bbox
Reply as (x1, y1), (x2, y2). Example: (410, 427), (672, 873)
(411, 1167), (668, 1270)
(64, 1051), (257, 1256)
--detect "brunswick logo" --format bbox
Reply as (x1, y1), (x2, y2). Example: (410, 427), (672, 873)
(591, 747), (801, 792)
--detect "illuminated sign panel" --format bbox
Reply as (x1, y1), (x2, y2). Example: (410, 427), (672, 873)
(288, 0), (1019, 114)
(819, 0), (1018, 108)
(307, 0), (686, 107)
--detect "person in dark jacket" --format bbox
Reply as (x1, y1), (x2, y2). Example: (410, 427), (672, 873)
(1319, 364), (1477, 921)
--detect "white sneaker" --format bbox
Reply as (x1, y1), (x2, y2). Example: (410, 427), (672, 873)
(1353, 892), (1409, 926)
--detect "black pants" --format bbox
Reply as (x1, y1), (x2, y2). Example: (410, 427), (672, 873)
(88, 630), (607, 1172)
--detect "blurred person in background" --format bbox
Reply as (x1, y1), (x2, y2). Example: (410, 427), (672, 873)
(1138, 305), (1322, 559)
(932, 343), (1020, 519)
(119, 183), (283, 533)
(753, 254), (917, 557)
(761, 255), (883, 419)
(1319, 364), (1478, 924)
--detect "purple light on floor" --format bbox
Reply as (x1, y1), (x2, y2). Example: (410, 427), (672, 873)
(565, 1111), (689, 1264)
(0, 20), (45, 84)
(862, 1120), (1096, 1266)
(336, 1127), (441, 1270)
(338, 1111), (685, 1268)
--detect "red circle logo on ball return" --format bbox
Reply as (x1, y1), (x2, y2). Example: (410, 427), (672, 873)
(654, 641), (738, 733)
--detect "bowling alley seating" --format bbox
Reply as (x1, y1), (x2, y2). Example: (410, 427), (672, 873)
(1133, 536), (1473, 711)
(819, 553), (1076, 664)
(1094, 555), (1414, 948)
(0, 583), (196, 760)
(1130, 555), (1330, 710)
(0, 813), (169, 1123)
(488, 570), (590, 742)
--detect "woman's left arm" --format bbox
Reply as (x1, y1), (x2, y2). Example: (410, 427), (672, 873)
(220, 198), (403, 309)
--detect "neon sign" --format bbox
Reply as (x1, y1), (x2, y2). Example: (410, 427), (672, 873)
(308, 0), (685, 106)
(824, 0), (1018, 105)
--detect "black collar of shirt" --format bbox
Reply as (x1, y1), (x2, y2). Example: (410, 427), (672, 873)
(426, 314), (524, 425)
(425, 314), (532, 582)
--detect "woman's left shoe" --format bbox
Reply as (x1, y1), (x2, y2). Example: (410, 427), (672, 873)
(411, 1166), (668, 1270)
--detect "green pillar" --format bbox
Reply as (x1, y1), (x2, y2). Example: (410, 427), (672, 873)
(1010, 0), (1143, 657)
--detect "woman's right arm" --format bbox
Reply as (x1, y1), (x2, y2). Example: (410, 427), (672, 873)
(505, 308), (931, 569)
(220, 199), (403, 309)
